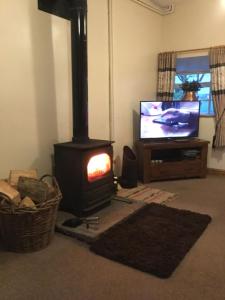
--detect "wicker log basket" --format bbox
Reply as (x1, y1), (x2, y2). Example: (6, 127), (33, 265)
(0, 175), (62, 253)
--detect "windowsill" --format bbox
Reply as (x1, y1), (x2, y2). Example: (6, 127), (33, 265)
(200, 114), (215, 118)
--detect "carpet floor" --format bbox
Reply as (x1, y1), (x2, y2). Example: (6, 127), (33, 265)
(0, 175), (225, 300)
(90, 203), (211, 278)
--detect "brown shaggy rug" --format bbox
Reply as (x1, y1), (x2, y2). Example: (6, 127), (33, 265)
(90, 203), (211, 278)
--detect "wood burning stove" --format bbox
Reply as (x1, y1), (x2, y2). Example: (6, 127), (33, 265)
(54, 140), (114, 216)
(38, 0), (115, 216)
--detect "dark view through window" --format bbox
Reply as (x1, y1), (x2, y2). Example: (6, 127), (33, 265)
(173, 55), (214, 116)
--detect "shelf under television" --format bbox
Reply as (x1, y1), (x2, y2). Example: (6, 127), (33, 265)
(135, 139), (209, 183)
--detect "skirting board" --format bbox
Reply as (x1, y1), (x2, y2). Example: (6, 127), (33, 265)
(207, 168), (225, 176)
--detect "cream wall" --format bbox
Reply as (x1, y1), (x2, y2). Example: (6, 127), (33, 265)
(112, 0), (162, 173)
(88, 0), (111, 140)
(162, 0), (225, 170)
(3, 0), (223, 179)
(0, 0), (59, 178)
(51, 0), (111, 142)
(0, 0), (162, 178)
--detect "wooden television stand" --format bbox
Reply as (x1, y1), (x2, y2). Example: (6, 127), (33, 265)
(135, 138), (209, 183)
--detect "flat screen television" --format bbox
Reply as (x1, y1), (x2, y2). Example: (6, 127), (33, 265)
(140, 100), (200, 140)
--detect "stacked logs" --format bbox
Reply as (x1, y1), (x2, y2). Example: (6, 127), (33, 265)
(0, 170), (55, 210)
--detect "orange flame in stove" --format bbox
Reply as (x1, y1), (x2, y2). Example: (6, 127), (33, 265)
(87, 153), (111, 182)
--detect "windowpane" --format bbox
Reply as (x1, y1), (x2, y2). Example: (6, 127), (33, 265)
(175, 76), (182, 84)
(186, 74), (198, 81)
(209, 101), (215, 115)
(173, 65), (214, 116)
(201, 73), (211, 83)
(198, 87), (210, 100)
(200, 100), (209, 115)
(175, 73), (211, 85)
(173, 87), (184, 100)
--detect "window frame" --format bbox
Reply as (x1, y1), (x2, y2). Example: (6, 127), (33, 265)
(173, 54), (215, 117)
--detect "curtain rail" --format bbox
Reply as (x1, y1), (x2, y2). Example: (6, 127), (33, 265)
(175, 48), (210, 55)
(175, 45), (225, 55)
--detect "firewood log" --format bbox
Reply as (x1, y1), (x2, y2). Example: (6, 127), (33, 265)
(8, 169), (38, 187)
(17, 177), (48, 204)
(19, 196), (37, 210)
(0, 180), (21, 206)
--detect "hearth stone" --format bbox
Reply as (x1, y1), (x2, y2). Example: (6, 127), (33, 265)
(55, 198), (145, 243)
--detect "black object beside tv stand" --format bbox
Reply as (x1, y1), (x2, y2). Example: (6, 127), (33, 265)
(135, 139), (209, 183)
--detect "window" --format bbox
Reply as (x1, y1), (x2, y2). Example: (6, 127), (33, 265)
(173, 55), (214, 116)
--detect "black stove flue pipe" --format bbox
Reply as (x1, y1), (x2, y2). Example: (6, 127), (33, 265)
(38, 0), (89, 142)
(71, 3), (88, 142)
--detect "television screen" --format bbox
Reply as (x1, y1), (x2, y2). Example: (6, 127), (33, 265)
(140, 101), (200, 140)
